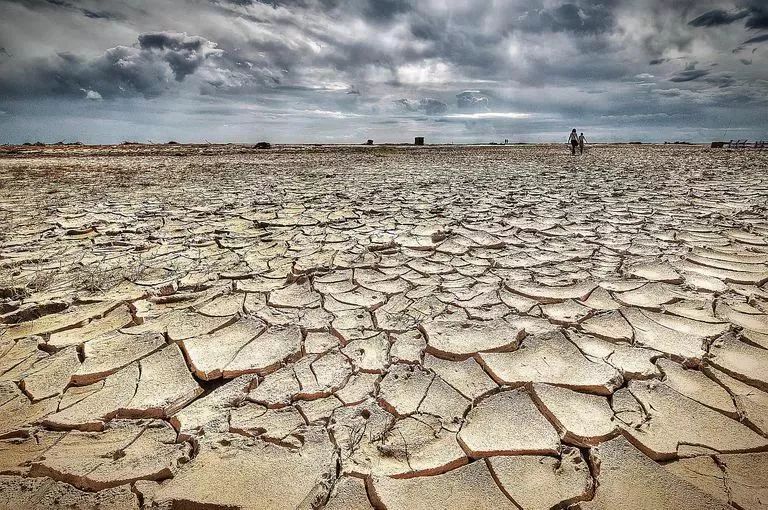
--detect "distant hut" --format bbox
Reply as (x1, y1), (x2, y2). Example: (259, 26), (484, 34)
(414, 137), (425, 146)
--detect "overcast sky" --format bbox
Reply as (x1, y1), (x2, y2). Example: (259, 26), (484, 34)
(0, 0), (767, 144)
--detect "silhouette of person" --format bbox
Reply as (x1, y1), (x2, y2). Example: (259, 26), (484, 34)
(579, 132), (587, 155)
(568, 129), (578, 155)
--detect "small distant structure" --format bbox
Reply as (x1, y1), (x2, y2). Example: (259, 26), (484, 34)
(254, 142), (271, 149)
(712, 140), (766, 149)
(365, 139), (373, 145)
(414, 137), (425, 146)
(724, 140), (768, 149)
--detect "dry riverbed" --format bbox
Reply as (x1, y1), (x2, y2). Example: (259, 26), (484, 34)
(1, 143), (767, 509)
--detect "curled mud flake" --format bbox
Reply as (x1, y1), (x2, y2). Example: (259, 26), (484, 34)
(422, 318), (523, 360)
(30, 420), (189, 491)
(179, 318), (265, 380)
(147, 426), (336, 509)
(583, 436), (731, 509)
(0, 475), (140, 509)
(622, 307), (707, 361)
(119, 343), (203, 418)
(708, 334), (768, 392)
(1, 301), (122, 342)
(489, 447), (594, 509)
(222, 324), (302, 378)
(703, 366), (768, 436)
(390, 330), (426, 364)
(423, 353), (497, 401)
(457, 388), (560, 457)
(479, 331), (623, 395)
(656, 358), (738, 417)
(48, 304), (134, 349)
(72, 332), (165, 385)
(624, 261), (683, 283)
(531, 383), (618, 446)
(623, 380), (767, 461)
(0, 430), (65, 475)
(369, 460), (517, 510)
(614, 283), (682, 310)
(663, 456), (729, 504)
(18, 346), (80, 401)
(352, 413), (467, 478)
(580, 310), (633, 341)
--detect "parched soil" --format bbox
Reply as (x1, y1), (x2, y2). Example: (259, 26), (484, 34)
(1, 144), (767, 509)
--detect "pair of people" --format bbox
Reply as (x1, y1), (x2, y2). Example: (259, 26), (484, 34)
(568, 129), (587, 155)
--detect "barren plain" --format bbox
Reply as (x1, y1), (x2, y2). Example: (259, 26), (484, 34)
(1, 143), (767, 509)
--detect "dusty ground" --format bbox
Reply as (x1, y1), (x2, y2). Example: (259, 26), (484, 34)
(1, 144), (767, 509)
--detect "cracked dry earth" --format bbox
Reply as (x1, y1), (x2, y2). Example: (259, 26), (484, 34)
(1, 143), (768, 510)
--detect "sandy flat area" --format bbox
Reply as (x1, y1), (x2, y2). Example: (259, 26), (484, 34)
(1, 144), (767, 509)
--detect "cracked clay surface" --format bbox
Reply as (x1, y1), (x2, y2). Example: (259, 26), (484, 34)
(1, 143), (768, 509)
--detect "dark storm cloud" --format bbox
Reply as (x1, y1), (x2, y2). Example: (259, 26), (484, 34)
(514, 2), (615, 34)
(363, 0), (411, 23)
(1, 0), (767, 143)
(689, 2), (768, 30)
(8, 0), (122, 20)
(733, 32), (768, 52)
(688, 9), (749, 27)
(740, 1), (768, 29)
(705, 72), (736, 87)
(0, 31), (224, 99)
(669, 69), (710, 82)
(420, 98), (448, 115)
(137, 32), (221, 80)
(743, 33), (768, 45)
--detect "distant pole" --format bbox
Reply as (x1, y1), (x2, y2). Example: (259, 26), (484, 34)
(722, 118), (733, 141)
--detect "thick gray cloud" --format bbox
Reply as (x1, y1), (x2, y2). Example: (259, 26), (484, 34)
(669, 64), (711, 82)
(136, 32), (223, 80)
(512, 2), (616, 34)
(456, 91), (489, 111)
(11, 0), (123, 20)
(0, 30), (224, 99)
(669, 70), (710, 82)
(0, 0), (767, 143)
(741, 1), (768, 29)
(688, 9), (749, 27)
(396, 98), (448, 116)
(688, 2), (768, 29)
(743, 33), (768, 45)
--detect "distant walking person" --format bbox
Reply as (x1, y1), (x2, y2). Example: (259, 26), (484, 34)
(568, 129), (579, 155)
(579, 132), (587, 154)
